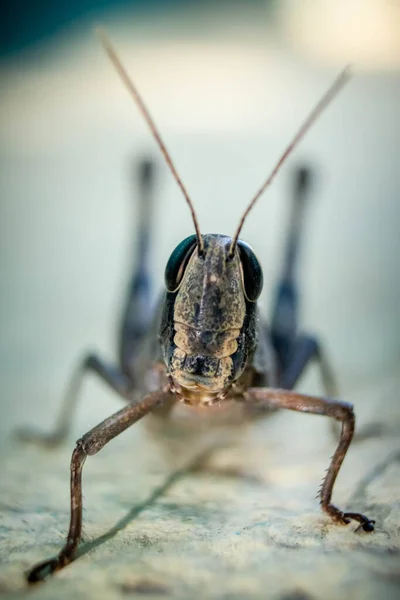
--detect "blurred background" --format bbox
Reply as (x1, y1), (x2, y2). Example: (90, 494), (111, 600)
(0, 0), (399, 438)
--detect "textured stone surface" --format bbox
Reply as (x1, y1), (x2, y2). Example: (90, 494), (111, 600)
(0, 371), (399, 600)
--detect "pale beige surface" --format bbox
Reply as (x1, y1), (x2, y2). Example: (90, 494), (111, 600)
(0, 370), (399, 599)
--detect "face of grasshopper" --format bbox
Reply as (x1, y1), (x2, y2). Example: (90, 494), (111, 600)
(160, 233), (263, 405)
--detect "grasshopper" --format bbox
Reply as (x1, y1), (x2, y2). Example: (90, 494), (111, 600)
(21, 30), (374, 583)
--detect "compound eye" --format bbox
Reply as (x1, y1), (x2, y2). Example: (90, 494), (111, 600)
(165, 234), (197, 292)
(237, 240), (263, 301)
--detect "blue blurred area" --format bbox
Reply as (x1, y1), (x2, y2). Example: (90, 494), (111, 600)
(0, 0), (190, 56)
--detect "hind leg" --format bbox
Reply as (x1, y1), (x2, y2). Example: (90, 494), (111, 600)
(118, 158), (157, 371)
(280, 334), (337, 394)
(270, 167), (383, 440)
(17, 158), (157, 447)
(270, 166), (313, 370)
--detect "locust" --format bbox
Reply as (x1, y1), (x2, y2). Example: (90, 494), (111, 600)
(20, 30), (375, 584)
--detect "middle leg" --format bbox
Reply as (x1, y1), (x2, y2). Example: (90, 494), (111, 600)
(17, 354), (133, 448)
(281, 333), (386, 440)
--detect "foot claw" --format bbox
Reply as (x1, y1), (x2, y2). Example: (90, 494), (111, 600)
(342, 512), (375, 532)
(325, 505), (375, 532)
(26, 558), (61, 584)
(362, 519), (375, 532)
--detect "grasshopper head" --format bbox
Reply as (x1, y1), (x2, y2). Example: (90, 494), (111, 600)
(160, 233), (263, 405)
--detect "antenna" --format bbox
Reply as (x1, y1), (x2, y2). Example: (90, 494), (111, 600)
(229, 66), (351, 255)
(96, 27), (204, 254)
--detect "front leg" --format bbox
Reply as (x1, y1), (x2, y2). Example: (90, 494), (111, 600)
(27, 389), (170, 584)
(244, 387), (375, 532)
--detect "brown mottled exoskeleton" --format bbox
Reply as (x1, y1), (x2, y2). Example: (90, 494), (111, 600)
(21, 30), (374, 583)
